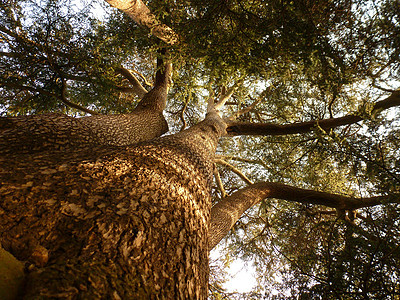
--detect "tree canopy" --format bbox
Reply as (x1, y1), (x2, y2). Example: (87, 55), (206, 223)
(1, 0), (400, 298)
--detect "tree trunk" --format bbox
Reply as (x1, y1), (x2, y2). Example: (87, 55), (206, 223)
(0, 113), (226, 299)
(0, 53), (172, 155)
(0, 110), (168, 154)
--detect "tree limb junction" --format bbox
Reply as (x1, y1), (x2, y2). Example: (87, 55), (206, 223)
(209, 182), (396, 250)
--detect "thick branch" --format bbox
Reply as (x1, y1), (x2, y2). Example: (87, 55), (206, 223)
(104, 0), (178, 45)
(214, 80), (243, 111)
(227, 91), (400, 136)
(209, 182), (396, 250)
(134, 50), (172, 111)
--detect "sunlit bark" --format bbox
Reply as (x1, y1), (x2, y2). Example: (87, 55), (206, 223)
(104, 0), (178, 45)
(0, 56), (171, 154)
(209, 182), (395, 250)
(116, 67), (148, 99)
(0, 110), (227, 299)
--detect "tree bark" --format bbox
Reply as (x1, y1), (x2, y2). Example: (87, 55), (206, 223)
(104, 0), (178, 45)
(0, 56), (172, 155)
(0, 112), (226, 299)
(0, 110), (168, 154)
(209, 182), (395, 250)
(116, 67), (148, 99)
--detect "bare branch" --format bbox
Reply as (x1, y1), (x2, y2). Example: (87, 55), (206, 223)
(179, 100), (188, 132)
(104, 0), (178, 45)
(4, 82), (99, 115)
(116, 67), (148, 99)
(209, 181), (397, 250)
(132, 69), (153, 87)
(214, 158), (253, 185)
(227, 91), (400, 136)
(213, 165), (227, 198)
(60, 79), (99, 115)
(214, 80), (243, 111)
(232, 87), (270, 118)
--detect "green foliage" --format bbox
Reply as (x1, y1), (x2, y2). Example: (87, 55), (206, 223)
(0, 0), (155, 115)
(1, 0), (400, 298)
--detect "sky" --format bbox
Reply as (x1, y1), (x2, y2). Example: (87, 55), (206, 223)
(210, 245), (258, 295)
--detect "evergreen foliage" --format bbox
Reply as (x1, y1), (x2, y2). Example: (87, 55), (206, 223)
(1, 0), (400, 298)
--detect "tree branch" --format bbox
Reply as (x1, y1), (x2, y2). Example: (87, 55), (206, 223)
(214, 80), (243, 111)
(214, 158), (253, 185)
(154, 49), (172, 88)
(134, 49), (172, 111)
(132, 69), (152, 87)
(179, 100), (188, 132)
(60, 79), (99, 115)
(116, 67), (148, 99)
(103, 0), (178, 45)
(227, 91), (400, 136)
(209, 182), (397, 250)
(4, 82), (99, 115)
(232, 86), (270, 118)
(213, 165), (227, 198)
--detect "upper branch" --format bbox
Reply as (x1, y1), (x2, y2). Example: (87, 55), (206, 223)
(227, 91), (400, 136)
(116, 67), (148, 99)
(209, 182), (397, 250)
(4, 81), (99, 115)
(134, 50), (172, 111)
(104, 0), (178, 45)
(214, 80), (243, 111)
(60, 79), (99, 115)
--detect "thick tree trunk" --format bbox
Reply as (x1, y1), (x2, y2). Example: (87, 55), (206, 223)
(0, 56), (171, 155)
(0, 113), (226, 299)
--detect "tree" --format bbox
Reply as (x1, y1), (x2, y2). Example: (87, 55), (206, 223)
(1, 0), (400, 298)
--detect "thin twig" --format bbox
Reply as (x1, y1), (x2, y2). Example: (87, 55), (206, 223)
(5, 81), (99, 115)
(60, 79), (99, 115)
(179, 100), (188, 132)
(214, 158), (253, 185)
(213, 165), (227, 198)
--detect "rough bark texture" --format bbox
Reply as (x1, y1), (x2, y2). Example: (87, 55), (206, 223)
(0, 113), (226, 299)
(0, 110), (168, 154)
(104, 0), (179, 45)
(0, 56), (171, 155)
